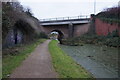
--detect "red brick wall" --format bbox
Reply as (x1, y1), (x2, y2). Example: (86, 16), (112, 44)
(95, 18), (120, 36)
(74, 24), (90, 37)
(41, 24), (90, 38)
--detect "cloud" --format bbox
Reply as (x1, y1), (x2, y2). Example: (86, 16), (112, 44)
(19, 0), (120, 3)
(19, 0), (119, 19)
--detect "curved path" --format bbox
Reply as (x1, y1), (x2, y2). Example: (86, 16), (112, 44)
(10, 40), (58, 78)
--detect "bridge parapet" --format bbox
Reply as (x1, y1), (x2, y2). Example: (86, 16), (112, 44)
(40, 15), (90, 22)
(40, 15), (90, 26)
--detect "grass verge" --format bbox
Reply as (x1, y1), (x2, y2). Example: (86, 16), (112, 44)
(2, 39), (46, 78)
(49, 40), (94, 78)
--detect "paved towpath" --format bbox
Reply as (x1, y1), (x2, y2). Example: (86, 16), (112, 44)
(10, 40), (58, 78)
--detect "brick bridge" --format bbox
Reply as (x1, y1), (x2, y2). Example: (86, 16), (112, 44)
(40, 15), (91, 39)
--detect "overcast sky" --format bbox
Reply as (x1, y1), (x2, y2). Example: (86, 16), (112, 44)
(19, 0), (119, 19)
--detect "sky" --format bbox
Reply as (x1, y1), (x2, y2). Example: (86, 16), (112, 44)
(18, 0), (119, 19)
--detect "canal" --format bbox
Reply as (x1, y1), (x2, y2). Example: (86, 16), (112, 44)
(60, 44), (119, 78)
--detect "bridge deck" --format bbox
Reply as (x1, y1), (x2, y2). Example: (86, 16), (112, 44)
(40, 18), (90, 26)
(40, 15), (90, 26)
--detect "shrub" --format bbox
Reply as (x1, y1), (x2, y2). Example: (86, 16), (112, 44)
(39, 32), (48, 39)
(62, 33), (120, 47)
(107, 30), (119, 38)
(96, 6), (120, 24)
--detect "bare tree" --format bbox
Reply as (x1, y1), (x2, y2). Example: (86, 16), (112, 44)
(25, 7), (33, 17)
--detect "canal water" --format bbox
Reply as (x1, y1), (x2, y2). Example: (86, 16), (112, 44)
(60, 44), (119, 78)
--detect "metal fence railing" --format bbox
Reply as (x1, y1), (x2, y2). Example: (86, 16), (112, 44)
(40, 15), (90, 22)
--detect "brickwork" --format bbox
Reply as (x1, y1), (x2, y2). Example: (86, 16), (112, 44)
(73, 24), (90, 37)
(42, 25), (69, 38)
(95, 18), (120, 36)
(42, 23), (90, 38)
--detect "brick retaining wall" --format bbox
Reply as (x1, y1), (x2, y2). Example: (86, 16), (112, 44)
(95, 18), (120, 36)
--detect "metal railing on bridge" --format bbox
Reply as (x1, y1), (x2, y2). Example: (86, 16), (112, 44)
(40, 15), (90, 22)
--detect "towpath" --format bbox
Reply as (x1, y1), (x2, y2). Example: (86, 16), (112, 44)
(10, 40), (57, 78)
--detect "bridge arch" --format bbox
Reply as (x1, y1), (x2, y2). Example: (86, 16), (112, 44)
(49, 29), (64, 44)
(42, 24), (69, 38)
(50, 29), (64, 38)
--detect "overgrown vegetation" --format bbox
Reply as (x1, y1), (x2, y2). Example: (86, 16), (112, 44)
(49, 40), (93, 78)
(96, 6), (120, 24)
(38, 32), (48, 39)
(97, 17), (120, 25)
(62, 30), (120, 47)
(2, 39), (46, 78)
(2, 2), (41, 47)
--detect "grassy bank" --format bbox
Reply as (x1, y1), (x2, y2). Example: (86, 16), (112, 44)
(49, 40), (93, 78)
(2, 39), (46, 78)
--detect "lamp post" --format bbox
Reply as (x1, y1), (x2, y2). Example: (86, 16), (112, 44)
(94, 0), (96, 14)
